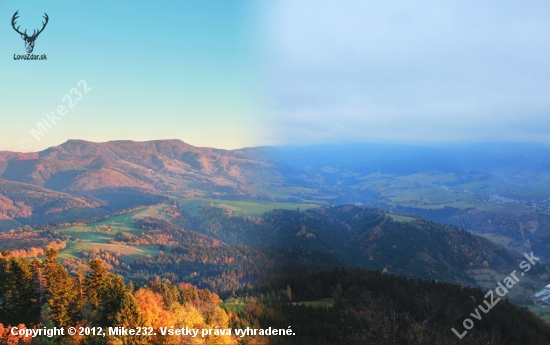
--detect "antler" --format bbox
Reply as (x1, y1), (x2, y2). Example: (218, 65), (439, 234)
(11, 11), (27, 37)
(30, 13), (49, 38)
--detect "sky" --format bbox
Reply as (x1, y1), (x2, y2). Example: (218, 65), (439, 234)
(0, 1), (262, 151)
(1, 1), (550, 152)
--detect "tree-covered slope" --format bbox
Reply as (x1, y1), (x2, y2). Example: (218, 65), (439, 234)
(173, 205), (527, 286)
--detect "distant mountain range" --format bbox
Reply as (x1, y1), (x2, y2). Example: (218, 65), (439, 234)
(0, 139), (278, 191)
(0, 139), (282, 229)
(3, 140), (549, 195)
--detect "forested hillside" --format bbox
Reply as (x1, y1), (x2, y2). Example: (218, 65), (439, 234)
(0, 179), (105, 231)
(231, 268), (550, 345)
(172, 205), (531, 286)
(0, 250), (236, 344)
(1, 252), (549, 344)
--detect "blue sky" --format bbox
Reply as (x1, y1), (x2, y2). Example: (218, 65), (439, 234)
(1, 1), (550, 151)
(1, 1), (262, 151)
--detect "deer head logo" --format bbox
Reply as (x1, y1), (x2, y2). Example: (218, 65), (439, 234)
(12, 11), (49, 54)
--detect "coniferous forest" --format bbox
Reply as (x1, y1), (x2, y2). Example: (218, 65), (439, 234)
(2, 245), (550, 344)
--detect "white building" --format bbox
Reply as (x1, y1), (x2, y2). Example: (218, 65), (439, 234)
(533, 284), (550, 306)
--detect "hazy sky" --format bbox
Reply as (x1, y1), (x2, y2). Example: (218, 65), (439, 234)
(263, 0), (550, 145)
(1, 1), (550, 151)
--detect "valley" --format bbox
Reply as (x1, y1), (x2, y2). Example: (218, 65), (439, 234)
(2, 140), (550, 343)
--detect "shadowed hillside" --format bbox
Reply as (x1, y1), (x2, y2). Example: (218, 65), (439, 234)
(171, 205), (540, 288)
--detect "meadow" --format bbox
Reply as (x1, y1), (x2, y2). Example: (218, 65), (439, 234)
(388, 214), (415, 222)
(175, 197), (317, 216)
(55, 198), (318, 263)
(56, 205), (165, 262)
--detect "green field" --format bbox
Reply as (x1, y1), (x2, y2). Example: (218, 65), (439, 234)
(389, 214), (415, 222)
(526, 305), (550, 322)
(265, 186), (320, 199)
(467, 268), (541, 302)
(386, 187), (480, 209)
(480, 233), (513, 248)
(55, 199), (318, 263)
(58, 242), (159, 262)
(352, 171), (547, 215)
(87, 209), (144, 227)
(175, 197), (317, 216)
(474, 202), (535, 216)
(56, 206), (166, 262)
